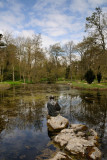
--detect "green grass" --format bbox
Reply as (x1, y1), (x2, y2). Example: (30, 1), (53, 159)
(0, 80), (34, 85)
(0, 81), (23, 85)
(56, 80), (72, 84)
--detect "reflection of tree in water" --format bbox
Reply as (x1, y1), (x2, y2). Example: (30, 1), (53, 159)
(77, 92), (107, 132)
(68, 91), (107, 158)
(0, 87), (46, 134)
(0, 84), (66, 134)
(5, 100), (45, 132)
(59, 94), (82, 121)
(59, 91), (107, 159)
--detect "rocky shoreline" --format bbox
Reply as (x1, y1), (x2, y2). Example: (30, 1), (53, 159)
(47, 115), (101, 160)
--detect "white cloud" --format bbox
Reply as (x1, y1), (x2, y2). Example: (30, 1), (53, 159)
(33, 0), (67, 13)
(21, 30), (35, 38)
(41, 35), (57, 47)
(0, 11), (24, 26)
(0, 0), (25, 34)
(0, 21), (14, 33)
(88, 0), (107, 7)
(70, 0), (107, 14)
(0, 2), (4, 8)
(29, 0), (73, 37)
(70, 0), (89, 14)
(43, 28), (67, 37)
(60, 31), (87, 45)
(102, 7), (107, 13)
(0, 0), (106, 48)
(28, 11), (75, 37)
(6, 0), (24, 14)
(0, 30), (3, 35)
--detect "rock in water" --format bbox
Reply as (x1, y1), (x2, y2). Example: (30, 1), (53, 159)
(49, 151), (72, 160)
(70, 124), (88, 132)
(65, 137), (95, 155)
(47, 115), (69, 131)
(88, 147), (101, 160)
(54, 129), (75, 147)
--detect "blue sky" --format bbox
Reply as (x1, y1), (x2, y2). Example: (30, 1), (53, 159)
(0, 0), (107, 47)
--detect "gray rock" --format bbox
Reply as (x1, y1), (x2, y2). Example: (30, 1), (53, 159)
(70, 124), (88, 132)
(47, 115), (69, 131)
(54, 129), (75, 147)
(65, 137), (95, 155)
(89, 129), (98, 139)
(49, 151), (72, 160)
(88, 147), (101, 160)
(77, 131), (86, 137)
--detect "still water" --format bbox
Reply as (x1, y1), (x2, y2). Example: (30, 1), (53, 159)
(0, 84), (107, 160)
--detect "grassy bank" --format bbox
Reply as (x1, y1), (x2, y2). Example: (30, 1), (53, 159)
(57, 80), (107, 90)
(0, 80), (107, 91)
(0, 83), (11, 90)
(0, 81), (24, 90)
(1, 81), (24, 85)
(71, 81), (107, 90)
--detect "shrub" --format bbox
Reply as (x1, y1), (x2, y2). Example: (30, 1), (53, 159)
(97, 72), (102, 83)
(84, 69), (95, 84)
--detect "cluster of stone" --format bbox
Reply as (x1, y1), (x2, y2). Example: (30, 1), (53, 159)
(47, 115), (101, 160)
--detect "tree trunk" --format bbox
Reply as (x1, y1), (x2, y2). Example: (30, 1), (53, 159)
(23, 74), (25, 83)
(1, 66), (3, 82)
(19, 61), (21, 81)
(12, 66), (15, 82)
(0, 66), (2, 82)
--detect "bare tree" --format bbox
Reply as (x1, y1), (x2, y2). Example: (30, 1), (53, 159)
(6, 44), (17, 81)
(49, 43), (63, 80)
(86, 7), (106, 53)
(64, 41), (75, 80)
(15, 36), (25, 81)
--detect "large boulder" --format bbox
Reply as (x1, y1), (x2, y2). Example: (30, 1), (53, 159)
(49, 152), (72, 160)
(47, 115), (69, 131)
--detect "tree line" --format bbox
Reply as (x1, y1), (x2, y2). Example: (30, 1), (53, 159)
(0, 7), (107, 83)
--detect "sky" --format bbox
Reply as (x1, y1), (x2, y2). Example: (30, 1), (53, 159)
(0, 0), (107, 47)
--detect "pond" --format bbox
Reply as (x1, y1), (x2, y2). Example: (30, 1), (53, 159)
(0, 84), (107, 160)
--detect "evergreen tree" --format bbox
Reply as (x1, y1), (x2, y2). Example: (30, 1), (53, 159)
(84, 69), (95, 84)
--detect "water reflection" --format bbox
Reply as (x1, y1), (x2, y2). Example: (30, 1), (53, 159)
(0, 84), (107, 160)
